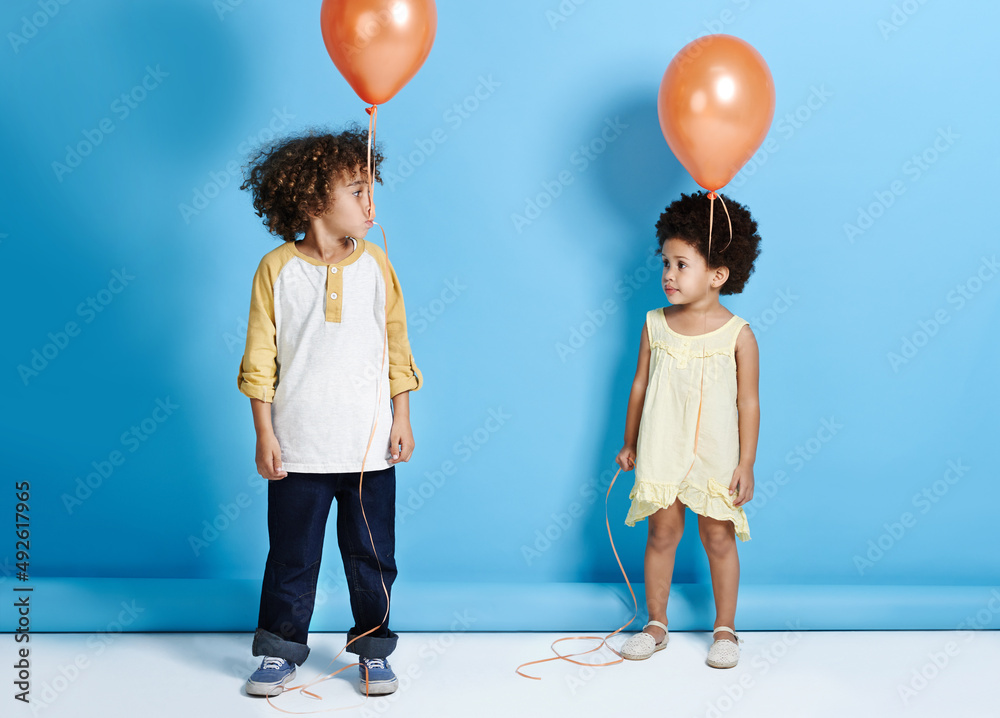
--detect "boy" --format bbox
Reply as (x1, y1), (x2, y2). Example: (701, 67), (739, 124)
(236, 126), (422, 697)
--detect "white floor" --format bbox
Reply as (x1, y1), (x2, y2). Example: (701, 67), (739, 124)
(10, 630), (995, 717)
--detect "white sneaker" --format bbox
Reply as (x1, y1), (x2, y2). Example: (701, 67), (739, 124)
(706, 626), (743, 668)
(620, 620), (669, 660)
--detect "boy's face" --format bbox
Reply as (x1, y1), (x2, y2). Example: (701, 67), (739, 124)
(315, 167), (374, 240)
(661, 238), (727, 303)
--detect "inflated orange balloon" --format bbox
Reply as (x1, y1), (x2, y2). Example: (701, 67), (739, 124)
(320, 0), (437, 106)
(658, 34), (775, 191)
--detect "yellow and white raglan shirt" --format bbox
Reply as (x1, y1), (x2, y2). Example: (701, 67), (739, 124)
(237, 237), (423, 473)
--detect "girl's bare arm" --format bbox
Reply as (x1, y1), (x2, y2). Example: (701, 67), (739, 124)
(734, 325), (760, 467)
(622, 325), (651, 449)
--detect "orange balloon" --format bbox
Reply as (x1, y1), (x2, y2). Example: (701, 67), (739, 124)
(657, 34), (775, 191)
(320, 0), (437, 106)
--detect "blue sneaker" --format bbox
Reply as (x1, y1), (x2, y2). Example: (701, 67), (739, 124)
(359, 657), (398, 695)
(246, 656), (296, 696)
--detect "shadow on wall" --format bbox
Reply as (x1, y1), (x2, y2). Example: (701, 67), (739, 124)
(568, 94), (714, 587)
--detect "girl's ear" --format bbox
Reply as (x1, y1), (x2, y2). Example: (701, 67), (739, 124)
(712, 265), (730, 289)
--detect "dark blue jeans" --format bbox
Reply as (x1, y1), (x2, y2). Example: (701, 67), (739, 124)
(251, 466), (398, 666)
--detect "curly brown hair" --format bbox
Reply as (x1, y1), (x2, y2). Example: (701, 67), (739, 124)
(239, 124), (383, 242)
(655, 190), (762, 295)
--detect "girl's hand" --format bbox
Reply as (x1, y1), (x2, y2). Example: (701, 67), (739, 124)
(256, 433), (288, 481)
(388, 417), (415, 464)
(729, 462), (755, 507)
(616, 445), (637, 472)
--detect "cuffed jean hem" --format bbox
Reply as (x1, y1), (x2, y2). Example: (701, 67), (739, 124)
(346, 629), (398, 659)
(252, 628), (310, 666)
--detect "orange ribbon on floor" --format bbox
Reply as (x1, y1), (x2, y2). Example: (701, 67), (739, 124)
(515, 464), (640, 679)
(265, 108), (393, 714)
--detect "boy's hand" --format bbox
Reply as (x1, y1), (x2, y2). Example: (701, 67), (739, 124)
(256, 433), (288, 480)
(616, 445), (637, 472)
(388, 417), (414, 464)
(729, 462), (754, 507)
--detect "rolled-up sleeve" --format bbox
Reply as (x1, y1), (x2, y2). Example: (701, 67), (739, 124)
(237, 258), (278, 402)
(384, 257), (423, 398)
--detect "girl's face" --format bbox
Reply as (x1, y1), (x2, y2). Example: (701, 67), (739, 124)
(661, 238), (720, 304)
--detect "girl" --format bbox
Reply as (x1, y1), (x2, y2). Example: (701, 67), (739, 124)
(615, 190), (762, 669)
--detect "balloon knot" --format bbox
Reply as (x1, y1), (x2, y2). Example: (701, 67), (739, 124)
(365, 105), (376, 116)
(707, 191), (717, 200)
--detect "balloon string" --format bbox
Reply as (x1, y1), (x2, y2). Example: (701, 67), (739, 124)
(515, 466), (639, 679)
(265, 221), (393, 714)
(681, 316), (708, 483)
(687, 191), (726, 486)
(365, 104), (378, 219)
(706, 191), (733, 256)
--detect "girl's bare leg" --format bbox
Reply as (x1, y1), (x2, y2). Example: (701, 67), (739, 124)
(642, 500), (686, 642)
(698, 514), (739, 643)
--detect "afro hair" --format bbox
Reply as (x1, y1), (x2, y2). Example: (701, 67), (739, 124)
(655, 190), (762, 295)
(240, 123), (383, 243)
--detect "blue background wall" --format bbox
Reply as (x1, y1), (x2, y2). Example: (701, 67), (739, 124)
(2, 0), (998, 632)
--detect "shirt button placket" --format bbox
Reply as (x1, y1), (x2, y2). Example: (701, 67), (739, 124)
(326, 264), (344, 322)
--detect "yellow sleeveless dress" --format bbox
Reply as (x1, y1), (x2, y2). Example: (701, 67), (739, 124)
(625, 307), (751, 541)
